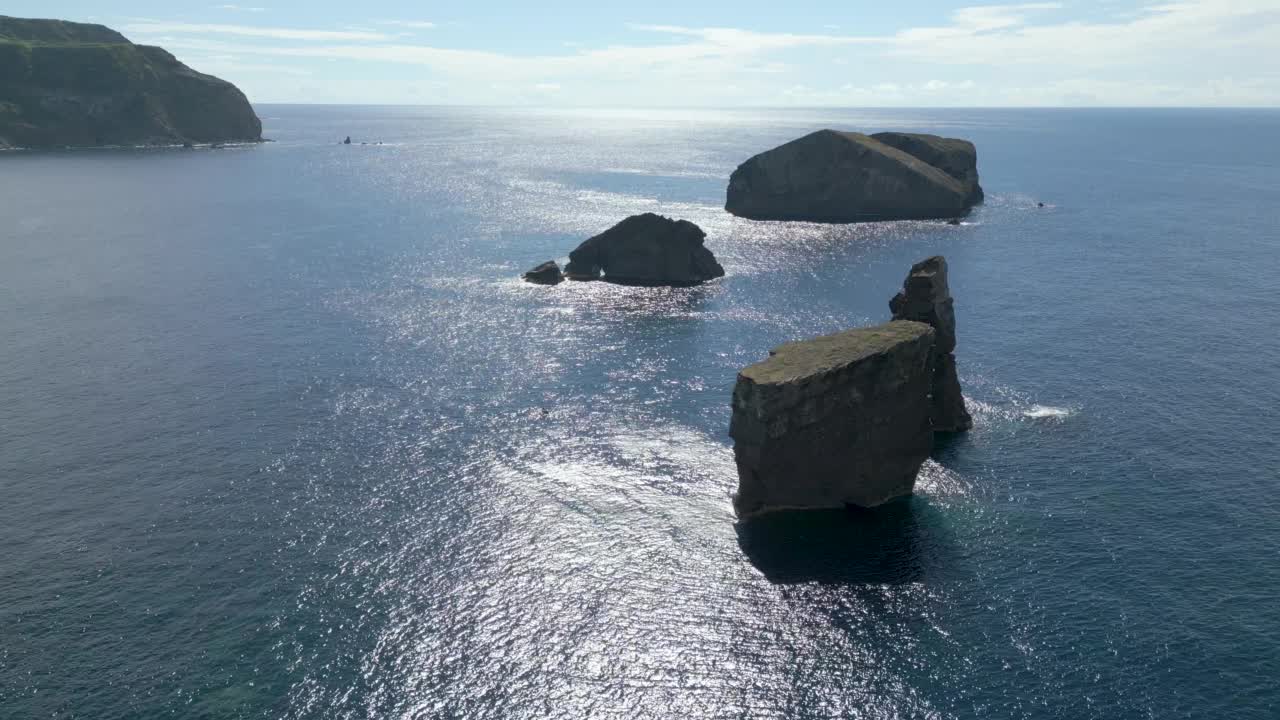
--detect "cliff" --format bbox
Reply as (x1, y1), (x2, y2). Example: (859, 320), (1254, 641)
(0, 16), (262, 148)
(871, 132), (984, 206)
(725, 130), (983, 223)
(729, 321), (937, 518)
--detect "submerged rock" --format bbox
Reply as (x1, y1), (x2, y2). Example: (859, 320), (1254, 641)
(890, 256), (973, 432)
(729, 321), (937, 518)
(725, 129), (983, 223)
(0, 15), (262, 148)
(563, 213), (724, 286)
(522, 260), (563, 285)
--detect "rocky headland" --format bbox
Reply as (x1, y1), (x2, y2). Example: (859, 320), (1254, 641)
(0, 16), (262, 149)
(725, 130), (983, 223)
(524, 213), (725, 287)
(730, 256), (972, 518)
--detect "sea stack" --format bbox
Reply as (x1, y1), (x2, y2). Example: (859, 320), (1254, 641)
(729, 321), (937, 518)
(561, 213), (724, 286)
(0, 15), (262, 148)
(890, 256), (973, 432)
(725, 130), (983, 223)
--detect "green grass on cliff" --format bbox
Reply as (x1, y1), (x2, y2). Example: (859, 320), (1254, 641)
(0, 15), (129, 44)
(0, 40), (153, 90)
(740, 321), (936, 385)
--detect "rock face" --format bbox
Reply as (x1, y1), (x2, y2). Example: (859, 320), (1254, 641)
(522, 260), (563, 285)
(563, 213), (725, 286)
(890, 256), (973, 432)
(870, 132), (984, 206)
(725, 130), (983, 223)
(0, 16), (262, 148)
(729, 321), (937, 518)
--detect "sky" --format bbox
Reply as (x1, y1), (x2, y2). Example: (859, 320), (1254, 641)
(10, 1), (1280, 106)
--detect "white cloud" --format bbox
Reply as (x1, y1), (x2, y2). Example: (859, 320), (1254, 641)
(886, 0), (1280, 68)
(950, 3), (1062, 32)
(628, 23), (878, 52)
(377, 20), (437, 30)
(126, 2), (1280, 106)
(197, 59), (311, 76)
(122, 21), (390, 42)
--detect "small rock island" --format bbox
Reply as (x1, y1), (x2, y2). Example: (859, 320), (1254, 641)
(725, 130), (983, 223)
(730, 256), (971, 518)
(524, 213), (725, 287)
(0, 16), (262, 149)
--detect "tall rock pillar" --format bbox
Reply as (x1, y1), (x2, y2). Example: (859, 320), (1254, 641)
(889, 256), (974, 432)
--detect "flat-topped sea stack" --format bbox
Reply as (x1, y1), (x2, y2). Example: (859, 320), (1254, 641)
(730, 321), (937, 518)
(890, 256), (973, 432)
(0, 16), (262, 148)
(560, 213), (724, 286)
(725, 130), (983, 223)
(730, 256), (974, 519)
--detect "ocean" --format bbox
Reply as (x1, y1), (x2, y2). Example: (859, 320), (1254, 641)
(1, 106), (1278, 719)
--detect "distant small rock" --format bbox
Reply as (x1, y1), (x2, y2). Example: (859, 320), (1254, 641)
(343, 136), (351, 145)
(563, 213), (724, 286)
(946, 218), (962, 225)
(522, 260), (564, 285)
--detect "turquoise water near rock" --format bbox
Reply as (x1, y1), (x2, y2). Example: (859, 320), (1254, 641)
(2, 106), (1278, 719)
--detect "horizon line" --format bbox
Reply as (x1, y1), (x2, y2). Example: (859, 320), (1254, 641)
(248, 102), (1280, 111)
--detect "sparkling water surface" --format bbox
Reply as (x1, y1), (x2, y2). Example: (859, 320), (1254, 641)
(2, 106), (1279, 719)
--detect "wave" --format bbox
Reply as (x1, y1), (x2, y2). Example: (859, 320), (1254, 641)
(964, 392), (1079, 426)
(1023, 404), (1074, 419)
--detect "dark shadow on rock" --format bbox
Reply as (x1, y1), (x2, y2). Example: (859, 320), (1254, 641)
(736, 498), (956, 585)
(930, 429), (972, 466)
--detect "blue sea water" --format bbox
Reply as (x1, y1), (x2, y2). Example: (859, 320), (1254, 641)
(1, 106), (1278, 719)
